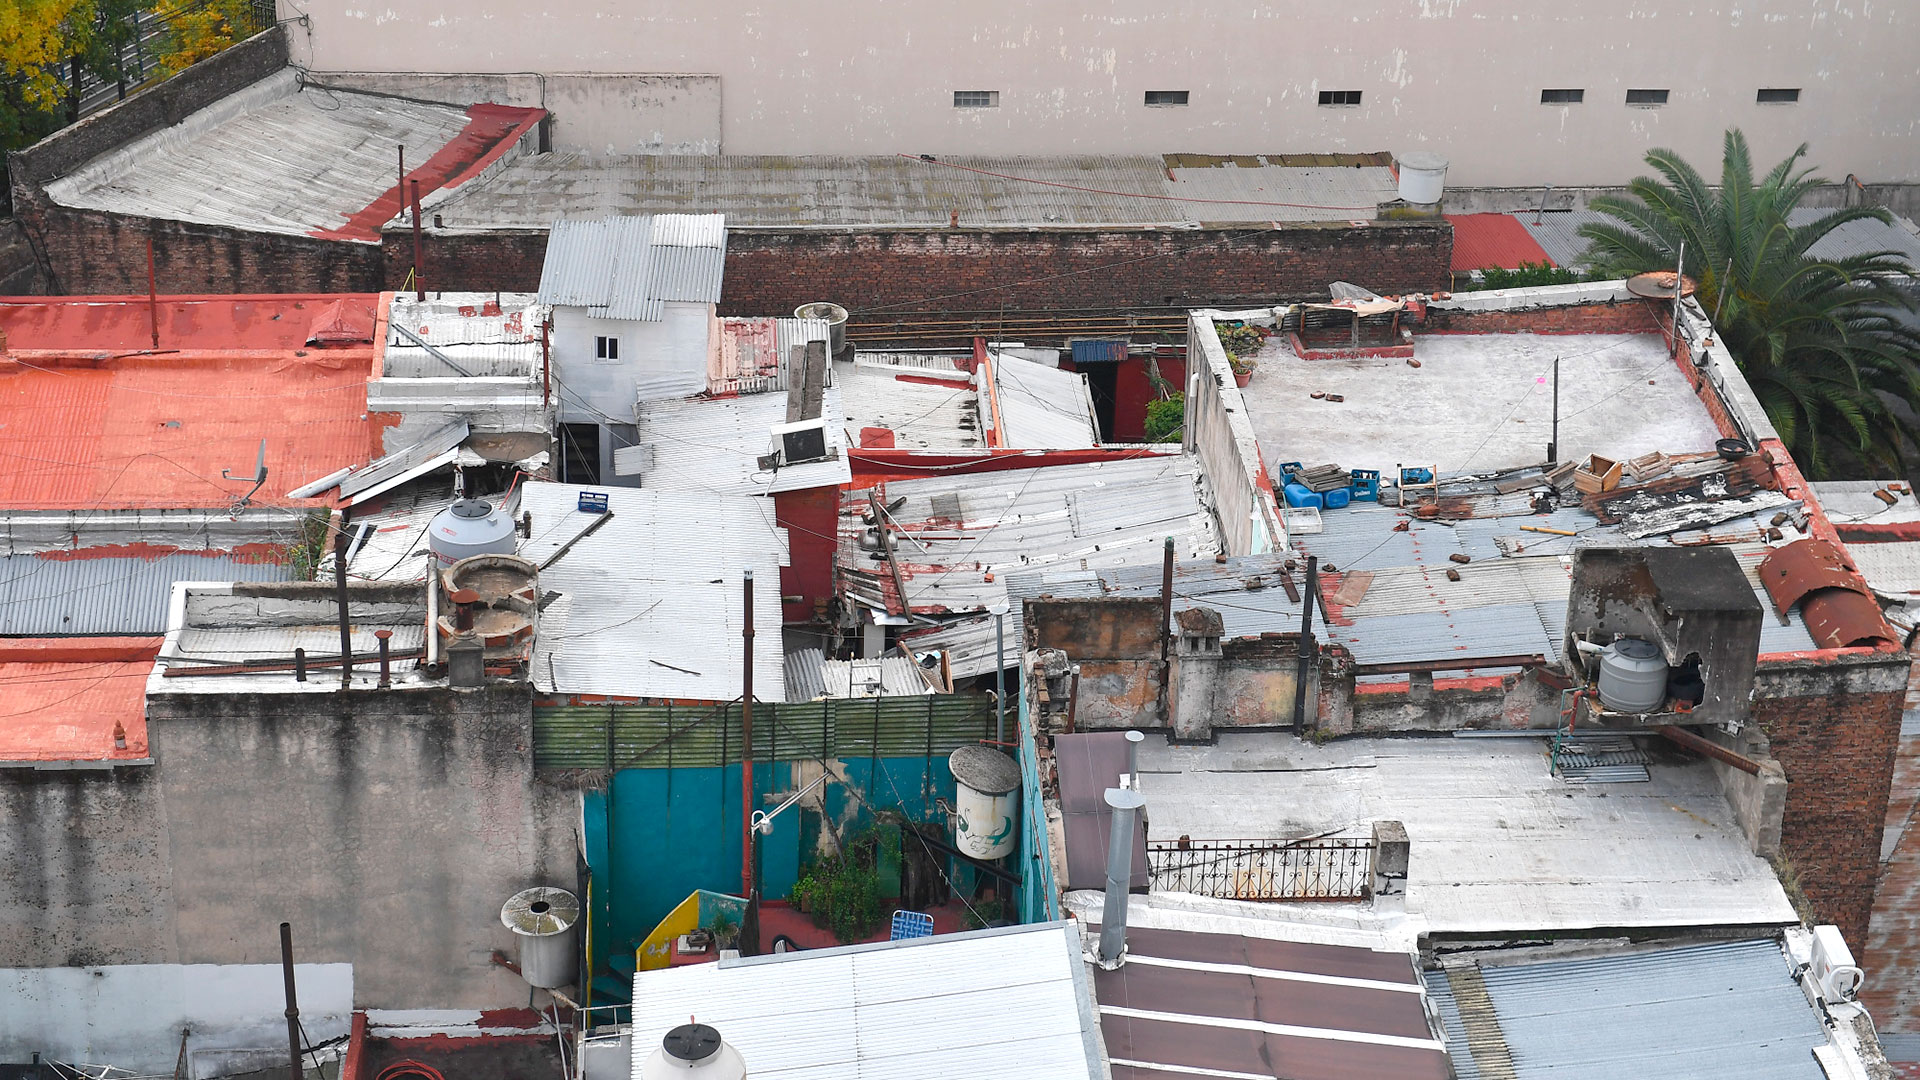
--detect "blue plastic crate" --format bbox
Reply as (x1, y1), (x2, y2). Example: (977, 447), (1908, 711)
(578, 491), (610, 514)
(889, 910), (934, 941)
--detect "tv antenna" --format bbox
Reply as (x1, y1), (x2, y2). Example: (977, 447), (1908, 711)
(223, 438), (268, 513)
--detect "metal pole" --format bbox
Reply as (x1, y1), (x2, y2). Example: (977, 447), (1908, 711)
(397, 145), (405, 222)
(279, 923), (302, 1080)
(147, 234), (159, 350)
(1549, 356), (1560, 463)
(740, 571), (754, 895)
(740, 570), (758, 956)
(411, 179), (425, 302)
(1669, 240), (1686, 358)
(1159, 537), (1174, 665)
(541, 317), (551, 407)
(1292, 555), (1318, 737)
(994, 611), (1006, 744)
(334, 527), (353, 689)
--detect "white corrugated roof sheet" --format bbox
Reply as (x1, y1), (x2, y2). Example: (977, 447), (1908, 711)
(991, 353), (1101, 449)
(831, 359), (983, 449)
(536, 214), (726, 321)
(782, 647), (935, 700)
(627, 923), (1102, 1080)
(633, 386), (853, 496)
(519, 481), (787, 702)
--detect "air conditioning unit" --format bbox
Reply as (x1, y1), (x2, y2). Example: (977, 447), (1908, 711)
(1810, 924), (1864, 1002)
(770, 418), (830, 466)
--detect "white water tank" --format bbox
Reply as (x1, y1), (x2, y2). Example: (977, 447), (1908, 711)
(429, 498), (517, 566)
(500, 886), (579, 989)
(640, 1024), (747, 1080)
(949, 744), (1021, 860)
(1597, 637), (1668, 713)
(1397, 152), (1450, 205)
(794, 302), (848, 356)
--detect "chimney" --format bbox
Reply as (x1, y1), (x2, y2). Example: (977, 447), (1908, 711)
(1098, 784), (1146, 969)
(447, 638), (484, 688)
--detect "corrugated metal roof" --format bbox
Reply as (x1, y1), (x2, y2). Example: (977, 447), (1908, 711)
(991, 353), (1100, 449)
(782, 647), (934, 700)
(43, 70), (537, 241)
(0, 553), (290, 635)
(626, 923), (1101, 1080)
(1425, 940), (1827, 1080)
(336, 420), (468, 499)
(709, 317), (833, 394)
(380, 293), (546, 379)
(429, 152), (1397, 230)
(831, 359), (983, 449)
(634, 386), (852, 495)
(0, 638), (160, 762)
(519, 481), (787, 702)
(1447, 213), (1555, 271)
(536, 214), (725, 321)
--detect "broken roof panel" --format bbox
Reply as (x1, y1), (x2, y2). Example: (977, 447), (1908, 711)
(991, 353), (1101, 449)
(42, 70), (542, 242)
(536, 214), (726, 321)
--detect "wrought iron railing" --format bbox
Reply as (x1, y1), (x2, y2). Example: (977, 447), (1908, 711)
(1146, 836), (1374, 901)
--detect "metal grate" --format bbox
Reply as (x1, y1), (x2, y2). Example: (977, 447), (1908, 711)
(1146, 837), (1374, 901)
(1552, 734), (1651, 783)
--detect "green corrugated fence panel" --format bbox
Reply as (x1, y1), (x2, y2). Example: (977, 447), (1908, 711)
(534, 695), (994, 769)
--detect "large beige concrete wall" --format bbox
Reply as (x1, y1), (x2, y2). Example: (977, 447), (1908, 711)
(281, 1), (1920, 185)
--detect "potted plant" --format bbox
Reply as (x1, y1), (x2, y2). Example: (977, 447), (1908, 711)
(1229, 353), (1257, 387)
(1217, 322), (1267, 387)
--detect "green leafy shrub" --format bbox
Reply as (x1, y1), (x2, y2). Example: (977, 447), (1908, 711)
(1466, 261), (1596, 291)
(1144, 395), (1186, 443)
(789, 829), (892, 943)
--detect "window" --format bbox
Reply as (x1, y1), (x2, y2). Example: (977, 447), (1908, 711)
(1540, 88), (1585, 104)
(1144, 90), (1190, 107)
(953, 90), (999, 108)
(559, 423), (601, 485)
(595, 335), (619, 361)
(1757, 87), (1801, 104)
(1317, 89), (1362, 107)
(1625, 88), (1670, 106)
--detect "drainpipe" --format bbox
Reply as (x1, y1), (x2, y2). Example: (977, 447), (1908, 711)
(280, 923), (303, 1080)
(1098, 784), (1146, 969)
(333, 524), (353, 689)
(1292, 555), (1318, 737)
(741, 570), (758, 957)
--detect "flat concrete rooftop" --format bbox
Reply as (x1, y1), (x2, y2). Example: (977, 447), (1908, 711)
(1240, 331), (1724, 478)
(1134, 731), (1797, 935)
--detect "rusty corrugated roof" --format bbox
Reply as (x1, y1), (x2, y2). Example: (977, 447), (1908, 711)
(1756, 538), (1897, 649)
(1446, 213), (1555, 272)
(0, 637), (159, 762)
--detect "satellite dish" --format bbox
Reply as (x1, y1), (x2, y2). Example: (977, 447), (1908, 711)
(222, 438), (269, 511)
(1626, 271), (1698, 299)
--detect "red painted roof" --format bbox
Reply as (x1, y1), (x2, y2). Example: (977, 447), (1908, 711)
(1445, 213), (1554, 272)
(0, 637), (159, 762)
(316, 104), (546, 242)
(0, 296), (378, 510)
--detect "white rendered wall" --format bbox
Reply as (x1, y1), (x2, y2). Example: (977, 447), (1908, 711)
(550, 302), (711, 425)
(281, 1), (1920, 186)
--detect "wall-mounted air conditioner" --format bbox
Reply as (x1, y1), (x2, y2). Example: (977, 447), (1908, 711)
(770, 418), (830, 466)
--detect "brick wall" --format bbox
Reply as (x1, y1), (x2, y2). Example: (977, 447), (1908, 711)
(1753, 653), (1910, 944)
(1425, 298), (1663, 335)
(382, 221), (1452, 320)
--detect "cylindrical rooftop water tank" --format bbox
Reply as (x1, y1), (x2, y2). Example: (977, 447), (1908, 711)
(949, 744), (1021, 861)
(500, 886), (579, 989)
(429, 499), (517, 566)
(794, 302), (848, 357)
(641, 1024), (747, 1080)
(1397, 152), (1450, 205)
(1597, 637), (1668, 713)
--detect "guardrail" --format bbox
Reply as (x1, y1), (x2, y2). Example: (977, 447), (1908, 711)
(1145, 836), (1374, 901)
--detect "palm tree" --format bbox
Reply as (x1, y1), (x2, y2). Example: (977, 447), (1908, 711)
(1579, 129), (1920, 477)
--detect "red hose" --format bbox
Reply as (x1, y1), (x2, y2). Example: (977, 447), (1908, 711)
(376, 1061), (448, 1080)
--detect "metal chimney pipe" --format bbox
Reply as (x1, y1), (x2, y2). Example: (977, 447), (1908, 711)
(451, 588), (478, 632)
(293, 648), (306, 683)
(279, 923), (302, 1080)
(1098, 785), (1146, 968)
(375, 630), (393, 689)
(333, 527), (353, 689)
(1125, 730), (1145, 790)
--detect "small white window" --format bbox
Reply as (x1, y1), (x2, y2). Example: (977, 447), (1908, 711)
(1318, 89), (1362, 107)
(595, 335), (619, 361)
(1757, 88), (1801, 104)
(1145, 90), (1190, 107)
(1540, 88), (1585, 104)
(1626, 88), (1669, 107)
(953, 90), (1000, 108)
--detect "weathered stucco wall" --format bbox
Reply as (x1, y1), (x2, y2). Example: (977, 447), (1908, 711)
(0, 683), (579, 1010)
(282, 1), (1920, 187)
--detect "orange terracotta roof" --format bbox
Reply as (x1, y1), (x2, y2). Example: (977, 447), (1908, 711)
(0, 296), (379, 510)
(0, 637), (159, 762)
